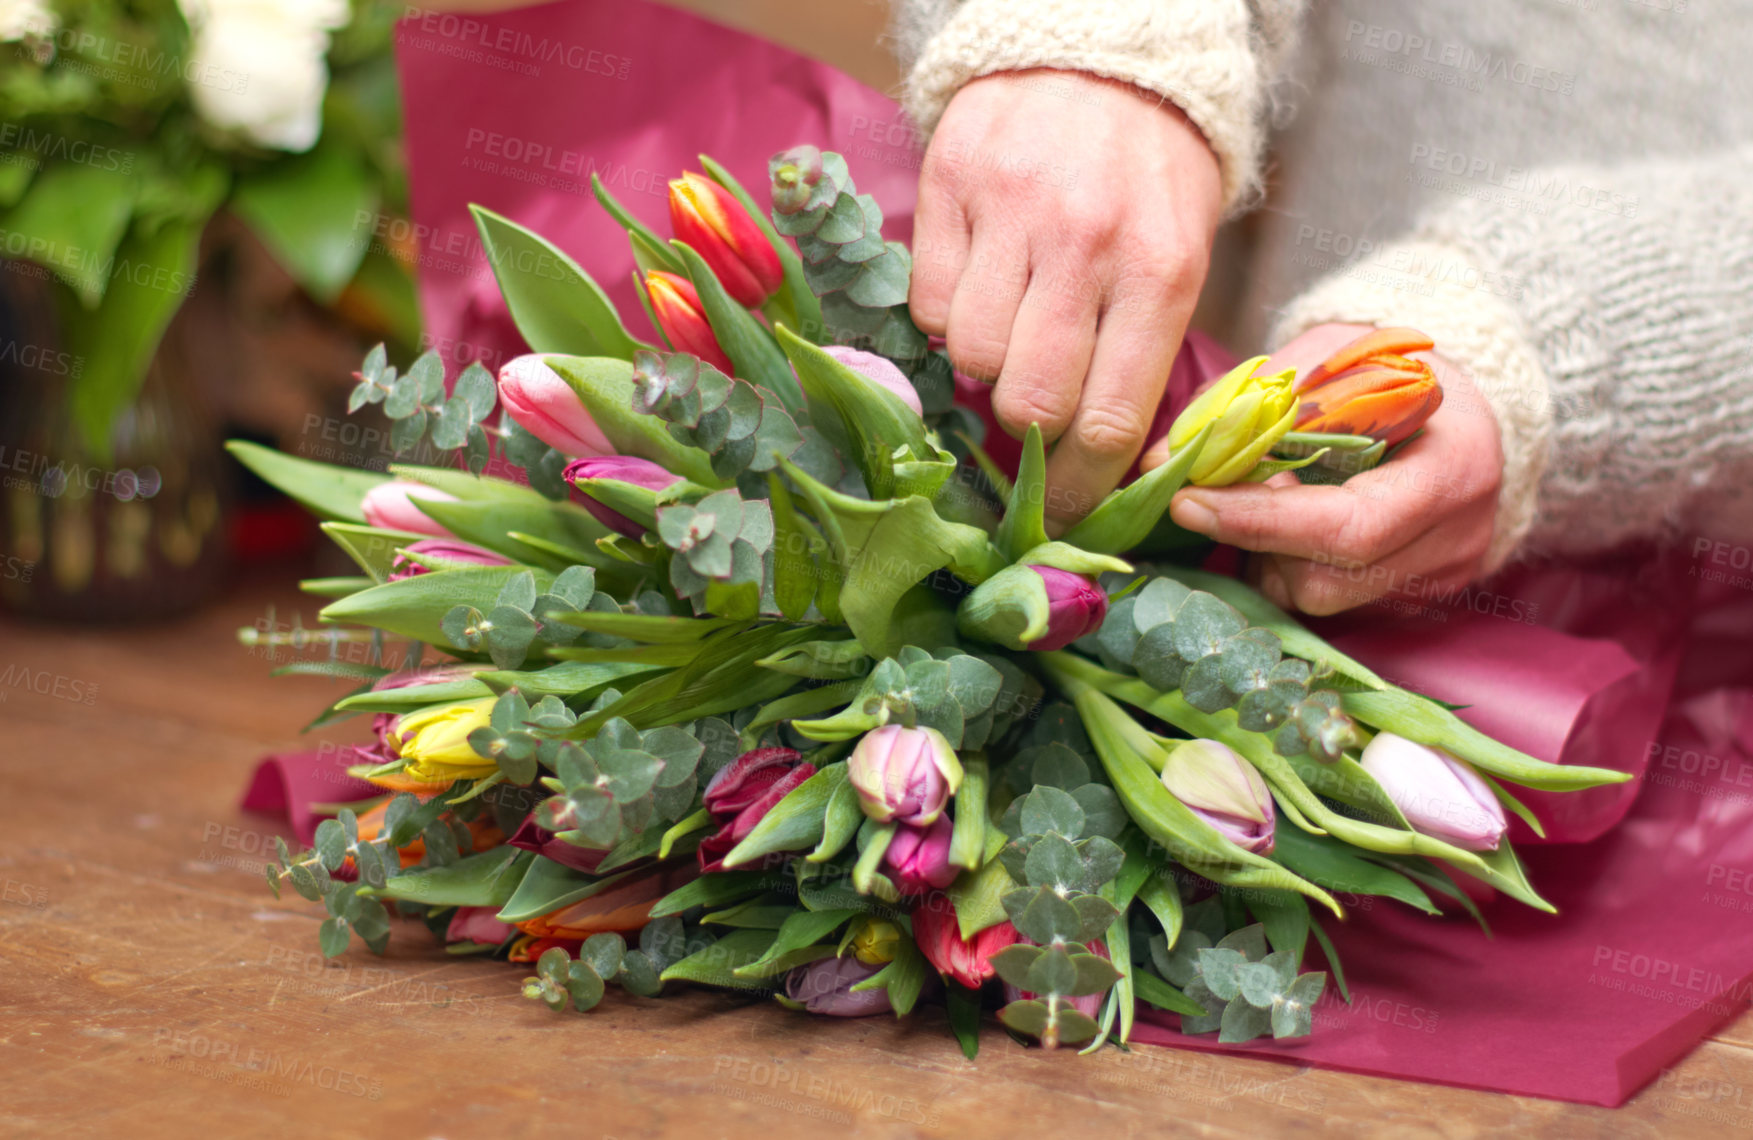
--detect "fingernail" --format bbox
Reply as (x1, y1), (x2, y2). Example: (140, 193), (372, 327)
(1170, 493), (1216, 534)
(1260, 564), (1292, 610)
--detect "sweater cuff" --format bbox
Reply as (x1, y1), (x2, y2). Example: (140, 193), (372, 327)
(1271, 240), (1553, 571)
(900, 0), (1269, 214)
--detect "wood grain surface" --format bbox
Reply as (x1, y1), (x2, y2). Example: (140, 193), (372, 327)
(1, 572), (1747, 1138)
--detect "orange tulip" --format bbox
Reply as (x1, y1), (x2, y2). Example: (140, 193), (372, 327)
(645, 270), (734, 374)
(513, 865), (695, 941)
(668, 170), (784, 309)
(1294, 326), (1443, 447)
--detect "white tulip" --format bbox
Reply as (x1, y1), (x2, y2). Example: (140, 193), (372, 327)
(1359, 733), (1508, 852)
(179, 0), (350, 152)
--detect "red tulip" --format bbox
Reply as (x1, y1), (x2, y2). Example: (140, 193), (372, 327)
(506, 812), (612, 874)
(668, 170), (784, 309)
(912, 903), (1019, 989)
(1294, 326), (1443, 447)
(645, 270), (734, 374)
(697, 747), (817, 871)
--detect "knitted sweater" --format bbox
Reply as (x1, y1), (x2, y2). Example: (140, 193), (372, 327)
(893, 0), (1753, 568)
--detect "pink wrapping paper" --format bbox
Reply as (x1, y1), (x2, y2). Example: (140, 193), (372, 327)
(292, 0), (1753, 1105)
(239, 749), (383, 845)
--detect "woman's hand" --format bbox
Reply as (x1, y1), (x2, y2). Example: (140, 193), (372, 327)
(1165, 323), (1505, 615)
(908, 69), (1224, 526)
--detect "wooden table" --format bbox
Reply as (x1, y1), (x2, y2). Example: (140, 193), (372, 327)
(2, 572), (1747, 1138)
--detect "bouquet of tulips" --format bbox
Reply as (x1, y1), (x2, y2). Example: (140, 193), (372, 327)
(237, 145), (1629, 1054)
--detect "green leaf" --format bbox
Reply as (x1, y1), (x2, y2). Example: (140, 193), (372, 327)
(590, 172), (686, 275)
(1, 160), (136, 307)
(1245, 890), (1310, 963)
(767, 473), (822, 621)
(231, 138), (374, 303)
(1343, 689), (1631, 792)
(1062, 423), (1212, 554)
(995, 424), (1050, 560)
(1218, 996), (1273, 1043)
(648, 870), (779, 918)
(540, 354), (720, 485)
(774, 324), (947, 500)
(497, 857), (632, 923)
(318, 916), (351, 958)
(659, 929), (778, 988)
(734, 908), (858, 978)
(1270, 826), (1437, 913)
(946, 983), (982, 1059)
(672, 239), (804, 413)
(66, 212), (210, 457)
(227, 441), (385, 524)
(412, 491), (612, 569)
(365, 848), (530, 907)
(321, 564), (555, 645)
(849, 935), (930, 1015)
(470, 205), (650, 358)
(949, 758), (989, 870)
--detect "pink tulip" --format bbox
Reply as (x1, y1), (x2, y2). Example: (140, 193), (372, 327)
(821, 345), (923, 416)
(1160, 739), (1276, 855)
(497, 355), (613, 457)
(884, 815), (958, 896)
(361, 480), (457, 536)
(388, 539), (513, 581)
(1359, 734), (1507, 851)
(847, 725), (961, 826)
(563, 455), (683, 538)
(506, 813), (612, 874)
(446, 905), (513, 946)
(1026, 566), (1108, 651)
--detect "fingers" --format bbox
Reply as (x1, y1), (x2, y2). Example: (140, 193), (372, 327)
(988, 263), (1099, 449)
(1041, 273), (1187, 525)
(944, 227), (1029, 384)
(907, 159), (969, 337)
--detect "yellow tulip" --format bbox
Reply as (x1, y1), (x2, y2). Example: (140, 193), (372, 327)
(1166, 355), (1299, 486)
(850, 918), (902, 966)
(391, 697), (497, 783)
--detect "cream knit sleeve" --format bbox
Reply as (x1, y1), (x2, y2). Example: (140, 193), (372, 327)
(1274, 148), (1753, 569)
(891, 0), (1306, 215)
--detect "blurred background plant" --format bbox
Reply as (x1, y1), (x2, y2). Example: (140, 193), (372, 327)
(0, 0), (420, 620)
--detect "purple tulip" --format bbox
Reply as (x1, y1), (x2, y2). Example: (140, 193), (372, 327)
(847, 724), (962, 826)
(697, 748), (817, 872)
(1160, 739), (1276, 855)
(1359, 733), (1507, 851)
(1026, 565), (1108, 651)
(884, 815), (958, 896)
(784, 955), (894, 1017)
(507, 813), (612, 874)
(563, 455), (683, 538)
(387, 539), (513, 581)
(361, 480), (457, 537)
(822, 345), (924, 416)
(497, 355), (612, 457)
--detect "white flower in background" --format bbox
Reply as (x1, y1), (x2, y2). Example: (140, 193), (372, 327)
(0, 0), (57, 42)
(178, 0), (351, 152)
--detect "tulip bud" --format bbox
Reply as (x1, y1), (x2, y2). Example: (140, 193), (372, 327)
(446, 905), (513, 947)
(644, 270), (735, 374)
(668, 171), (785, 309)
(390, 697), (498, 783)
(883, 816), (958, 896)
(784, 955), (893, 1016)
(1029, 565), (1107, 650)
(1160, 739), (1276, 855)
(850, 919), (902, 966)
(1359, 733), (1506, 851)
(1003, 939), (1110, 1018)
(1166, 356), (1299, 486)
(770, 145), (824, 215)
(913, 904), (1019, 989)
(361, 480), (458, 537)
(388, 538), (512, 581)
(821, 345), (923, 416)
(498, 355), (613, 457)
(847, 724), (962, 826)
(563, 455), (683, 538)
(506, 812), (611, 874)
(697, 747), (817, 872)
(1295, 327), (1443, 448)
